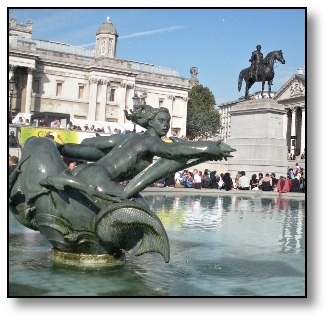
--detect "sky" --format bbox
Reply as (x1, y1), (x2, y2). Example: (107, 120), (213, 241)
(8, 7), (306, 105)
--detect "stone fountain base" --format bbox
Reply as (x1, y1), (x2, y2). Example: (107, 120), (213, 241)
(50, 249), (126, 268)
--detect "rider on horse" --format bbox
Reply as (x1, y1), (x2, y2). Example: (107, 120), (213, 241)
(249, 44), (263, 80)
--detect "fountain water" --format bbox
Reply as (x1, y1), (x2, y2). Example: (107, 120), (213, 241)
(9, 193), (305, 296)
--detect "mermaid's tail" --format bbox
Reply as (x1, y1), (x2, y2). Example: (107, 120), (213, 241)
(95, 201), (170, 262)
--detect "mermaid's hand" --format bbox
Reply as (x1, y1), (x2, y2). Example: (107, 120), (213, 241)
(206, 140), (236, 161)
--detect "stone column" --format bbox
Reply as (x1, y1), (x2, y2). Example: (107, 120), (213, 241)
(291, 107), (297, 155)
(168, 95), (174, 135)
(25, 68), (34, 114)
(9, 65), (17, 120)
(9, 65), (16, 99)
(88, 78), (98, 120)
(9, 64), (16, 81)
(301, 107), (305, 154)
(181, 96), (188, 137)
(99, 79), (107, 121)
(124, 83), (135, 124)
(119, 81), (128, 123)
(283, 109), (288, 139)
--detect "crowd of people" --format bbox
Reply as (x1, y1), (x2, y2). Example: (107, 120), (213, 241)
(9, 144), (305, 196)
(12, 116), (223, 139)
(12, 117), (135, 134)
(66, 122), (126, 134)
(9, 116), (306, 195)
(154, 162), (305, 195)
(49, 118), (133, 134)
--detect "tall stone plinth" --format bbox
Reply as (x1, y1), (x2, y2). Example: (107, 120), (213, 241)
(226, 99), (288, 179)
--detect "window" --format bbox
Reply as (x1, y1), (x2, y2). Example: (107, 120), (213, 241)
(159, 100), (164, 108)
(56, 82), (62, 96)
(78, 85), (85, 99)
(109, 88), (115, 102)
(106, 118), (117, 122)
(33, 80), (40, 94)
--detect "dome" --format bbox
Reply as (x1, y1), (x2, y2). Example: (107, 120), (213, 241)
(96, 17), (118, 36)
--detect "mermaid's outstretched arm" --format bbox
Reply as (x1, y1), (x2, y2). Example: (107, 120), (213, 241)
(120, 156), (211, 199)
(120, 137), (236, 199)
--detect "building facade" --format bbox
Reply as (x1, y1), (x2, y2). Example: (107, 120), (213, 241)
(218, 68), (305, 157)
(9, 17), (190, 136)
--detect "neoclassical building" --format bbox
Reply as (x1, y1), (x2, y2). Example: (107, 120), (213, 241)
(218, 68), (305, 157)
(9, 17), (190, 136)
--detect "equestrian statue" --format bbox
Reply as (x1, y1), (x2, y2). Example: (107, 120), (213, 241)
(238, 45), (286, 99)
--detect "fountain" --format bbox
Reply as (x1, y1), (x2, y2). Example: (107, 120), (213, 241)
(8, 105), (236, 266)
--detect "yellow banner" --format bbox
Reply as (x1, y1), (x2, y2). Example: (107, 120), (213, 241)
(19, 127), (97, 145)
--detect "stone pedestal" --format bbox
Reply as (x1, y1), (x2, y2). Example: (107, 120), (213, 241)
(50, 249), (125, 268)
(226, 99), (288, 179)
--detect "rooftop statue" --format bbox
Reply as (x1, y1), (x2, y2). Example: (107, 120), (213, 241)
(9, 105), (236, 264)
(238, 46), (285, 99)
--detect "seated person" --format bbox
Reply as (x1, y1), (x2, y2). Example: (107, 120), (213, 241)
(271, 173), (278, 191)
(222, 172), (233, 191)
(184, 171), (194, 188)
(258, 173), (272, 191)
(277, 176), (290, 194)
(290, 177), (301, 192)
(164, 174), (175, 187)
(209, 171), (219, 189)
(238, 170), (250, 190)
(192, 169), (202, 190)
(250, 174), (259, 190)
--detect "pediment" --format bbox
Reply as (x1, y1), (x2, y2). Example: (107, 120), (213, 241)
(274, 74), (305, 101)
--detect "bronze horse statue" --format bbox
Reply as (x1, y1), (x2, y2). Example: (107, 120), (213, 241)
(238, 50), (285, 99)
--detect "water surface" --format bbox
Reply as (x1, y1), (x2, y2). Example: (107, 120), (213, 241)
(9, 194), (305, 296)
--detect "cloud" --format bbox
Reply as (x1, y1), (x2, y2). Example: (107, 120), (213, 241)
(119, 25), (186, 39)
(78, 25), (186, 48)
